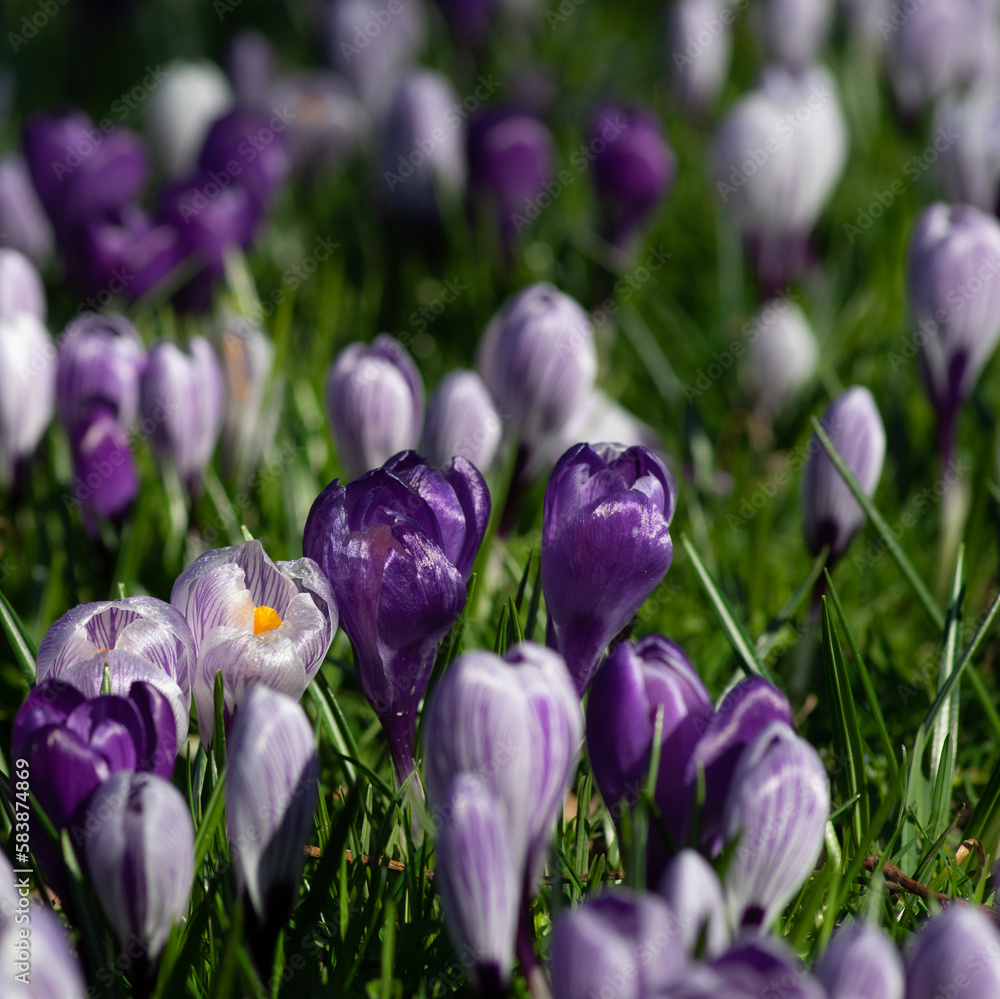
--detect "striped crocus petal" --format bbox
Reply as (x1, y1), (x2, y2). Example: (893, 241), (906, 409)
(722, 721), (829, 932)
(905, 907), (1000, 999)
(436, 775), (519, 999)
(0, 894), (87, 999)
(816, 922), (904, 999)
(81, 771), (194, 960)
(226, 686), (319, 922)
(709, 938), (827, 999)
(658, 850), (729, 958)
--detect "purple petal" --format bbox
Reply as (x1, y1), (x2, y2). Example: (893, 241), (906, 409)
(817, 922), (904, 999)
(129, 680), (179, 778)
(657, 850), (729, 958)
(904, 906), (1000, 999)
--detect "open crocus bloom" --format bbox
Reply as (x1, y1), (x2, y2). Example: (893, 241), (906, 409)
(171, 539), (337, 745)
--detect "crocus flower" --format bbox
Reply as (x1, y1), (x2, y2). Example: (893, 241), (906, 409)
(712, 66), (848, 293)
(801, 386), (886, 565)
(586, 636), (713, 858)
(687, 938), (826, 999)
(816, 922), (904, 999)
(147, 60), (234, 177)
(0, 154), (53, 264)
(227, 29), (275, 107)
(667, 0), (733, 116)
(0, 248), (45, 321)
(740, 299), (819, 416)
(304, 452), (489, 782)
(542, 443), (677, 694)
(904, 906), (1000, 999)
(420, 369), (502, 470)
(424, 643), (582, 888)
(81, 771), (194, 961)
(68, 409), (139, 528)
(226, 686), (319, 957)
(0, 311), (57, 489)
(722, 721), (829, 931)
(549, 889), (688, 999)
(757, 0), (833, 70)
(199, 108), (291, 208)
(935, 89), (1000, 212)
(658, 850), (729, 958)
(477, 283), (597, 448)
(170, 539), (337, 746)
(907, 203), (1000, 461)
(590, 104), (676, 249)
(219, 320), (277, 477)
(435, 775), (519, 998)
(139, 337), (225, 490)
(325, 334), (424, 478)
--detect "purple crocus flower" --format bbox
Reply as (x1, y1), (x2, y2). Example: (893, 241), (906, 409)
(904, 906), (1000, 999)
(687, 938), (826, 999)
(68, 409), (139, 527)
(657, 850), (729, 958)
(421, 369), (502, 471)
(304, 452), (489, 783)
(586, 636), (713, 859)
(802, 386), (886, 565)
(541, 443), (677, 694)
(139, 337), (225, 491)
(757, 0), (833, 70)
(816, 922), (904, 999)
(0, 154), (53, 264)
(549, 889), (688, 999)
(0, 248), (45, 321)
(908, 203), (1000, 461)
(667, 0), (733, 116)
(590, 104), (676, 249)
(721, 721), (829, 931)
(226, 686), (319, 957)
(170, 539), (337, 746)
(227, 30), (276, 107)
(325, 334), (424, 478)
(199, 108), (291, 208)
(80, 771), (194, 960)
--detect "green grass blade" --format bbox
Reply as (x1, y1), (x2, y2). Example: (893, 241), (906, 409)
(931, 546), (964, 782)
(0, 589), (36, 686)
(755, 546), (829, 660)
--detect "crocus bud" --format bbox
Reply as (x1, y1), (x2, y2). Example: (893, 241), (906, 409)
(226, 686), (319, 953)
(477, 283), (597, 446)
(934, 90), (1000, 212)
(0, 247), (45, 320)
(421, 369), (502, 470)
(904, 906), (1000, 999)
(304, 453), (489, 782)
(0, 154), (53, 264)
(586, 636), (713, 848)
(219, 320), (277, 477)
(424, 644), (582, 889)
(658, 850), (729, 958)
(170, 539), (337, 745)
(712, 66), (848, 292)
(740, 299), (818, 415)
(907, 203), (1000, 455)
(325, 334), (424, 478)
(227, 29), (276, 107)
(199, 108), (290, 208)
(590, 104), (676, 249)
(542, 444), (677, 694)
(801, 386), (886, 564)
(549, 890), (688, 999)
(147, 60), (234, 177)
(722, 721), (829, 931)
(81, 772), (194, 961)
(69, 408), (140, 527)
(140, 337), (225, 490)
(816, 922), (904, 999)
(380, 70), (466, 219)
(705, 938), (827, 999)
(435, 775), (520, 998)
(757, 0), (833, 70)
(0, 312), (57, 488)
(666, 0), (733, 116)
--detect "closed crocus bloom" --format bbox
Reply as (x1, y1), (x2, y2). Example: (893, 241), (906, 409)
(69, 409), (139, 527)
(436, 775), (519, 998)
(712, 66), (848, 292)
(82, 772), (194, 960)
(227, 686), (318, 948)
(666, 0), (733, 116)
(757, 0), (832, 70)
(935, 90), (1000, 212)
(816, 922), (904, 999)
(0, 154), (53, 264)
(220, 321), (277, 477)
(421, 369), (502, 470)
(802, 386), (886, 564)
(706, 938), (826, 999)
(147, 60), (234, 177)
(0, 311), (56, 488)
(905, 906), (1000, 999)
(325, 334), (424, 478)
(658, 850), (729, 958)
(199, 109), (291, 208)
(424, 644), (582, 887)
(227, 29), (275, 106)
(586, 636), (713, 845)
(741, 300), (819, 415)
(0, 248), (45, 320)
(722, 721), (829, 931)
(477, 283), (597, 446)
(140, 337), (225, 490)
(305, 454), (489, 781)
(542, 444), (677, 694)
(171, 539), (337, 745)
(380, 71), (467, 218)
(590, 104), (676, 248)
(549, 890), (688, 999)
